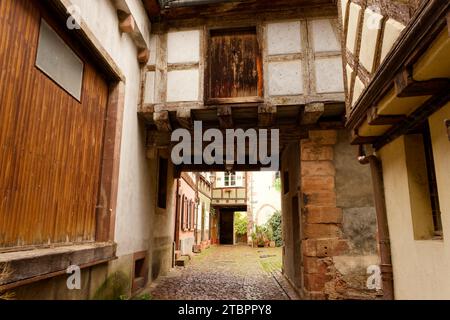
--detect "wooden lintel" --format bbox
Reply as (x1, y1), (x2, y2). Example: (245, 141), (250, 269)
(138, 48), (150, 65)
(174, 166), (182, 179)
(445, 119), (450, 141)
(350, 129), (378, 145)
(447, 11), (450, 37)
(146, 130), (171, 148)
(258, 104), (277, 127)
(301, 103), (324, 125)
(153, 111), (172, 132)
(367, 106), (407, 125)
(168, 62), (200, 71)
(176, 107), (192, 129)
(154, 102), (204, 113)
(394, 68), (450, 98)
(217, 106), (233, 129)
(118, 13), (135, 34)
(207, 96), (264, 105)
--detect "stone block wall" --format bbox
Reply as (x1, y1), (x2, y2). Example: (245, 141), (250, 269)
(299, 129), (380, 299)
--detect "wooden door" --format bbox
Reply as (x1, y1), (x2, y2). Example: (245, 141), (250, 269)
(0, 0), (109, 249)
(207, 27), (263, 104)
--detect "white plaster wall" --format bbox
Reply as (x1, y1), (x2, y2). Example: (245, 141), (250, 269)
(167, 69), (200, 102)
(359, 8), (383, 73)
(267, 21), (302, 55)
(346, 2), (362, 54)
(167, 30), (200, 63)
(268, 60), (303, 96)
(71, 0), (154, 257)
(310, 19), (340, 52)
(315, 57), (344, 93)
(250, 172), (281, 226)
(380, 104), (450, 299)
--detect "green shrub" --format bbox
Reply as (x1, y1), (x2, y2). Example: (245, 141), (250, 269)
(267, 211), (282, 247)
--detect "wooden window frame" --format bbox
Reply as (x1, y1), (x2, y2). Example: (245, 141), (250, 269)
(204, 26), (264, 105)
(421, 122), (443, 237)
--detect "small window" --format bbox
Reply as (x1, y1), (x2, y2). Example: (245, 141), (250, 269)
(283, 171), (290, 195)
(36, 19), (84, 100)
(224, 172), (237, 187)
(132, 252), (148, 292)
(405, 122), (442, 239)
(157, 157), (168, 209)
(422, 123), (443, 236)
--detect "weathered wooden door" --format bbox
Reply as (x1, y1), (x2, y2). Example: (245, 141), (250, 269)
(0, 0), (109, 249)
(207, 27), (263, 104)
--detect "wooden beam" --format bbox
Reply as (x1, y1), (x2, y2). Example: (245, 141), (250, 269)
(118, 13), (135, 33)
(301, 103), (324, 125)
(374, 90), (450, 149)
(217, 105), (233, 129)
(394, 67), (450, 98)
(138, 48), (150, 65)
(350, 129), (378, 145)
(447, 11), (450, 37)
(146, 130), (171, 148)
(367, 106), (407, 125)
(445, 119), (450, 141)
(176, 107), (192, 129)
(153, 111), (172, 132)
(258, 103), (277, 127)
(207, 97), (264, 105)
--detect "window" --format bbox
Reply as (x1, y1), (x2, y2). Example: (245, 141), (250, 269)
(132, 252), (148, 292)
(36, 19), (84, 100)
(224, 172), (236, 187)
(283, 171), (290, 195)
(405, 122), (442, 239)
(157, 157), (168, 209)
(206, 27), (263, 104)
(422, 123), (443, 236)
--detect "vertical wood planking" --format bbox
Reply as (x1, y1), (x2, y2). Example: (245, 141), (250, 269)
(208, 27), (262, 99)
(0, 0), (109, 249)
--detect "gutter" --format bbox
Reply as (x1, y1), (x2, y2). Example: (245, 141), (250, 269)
(159, 0), (233, 9)
(358, 146), (394, 300)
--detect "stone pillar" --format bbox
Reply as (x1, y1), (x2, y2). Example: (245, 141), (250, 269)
(300, 130), (348, 299)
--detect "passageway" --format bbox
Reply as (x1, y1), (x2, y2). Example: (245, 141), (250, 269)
(146, 245), (296, 300)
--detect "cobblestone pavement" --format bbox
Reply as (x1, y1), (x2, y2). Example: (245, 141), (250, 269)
(147, 245), (290, 300)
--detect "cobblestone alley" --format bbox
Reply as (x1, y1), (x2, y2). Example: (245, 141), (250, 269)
(146, 245), (295, 300)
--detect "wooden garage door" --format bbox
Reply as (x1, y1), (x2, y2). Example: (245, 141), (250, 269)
(0, 0), (109, 249)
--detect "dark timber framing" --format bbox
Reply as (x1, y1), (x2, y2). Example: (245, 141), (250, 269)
(346, 0), (450, 147)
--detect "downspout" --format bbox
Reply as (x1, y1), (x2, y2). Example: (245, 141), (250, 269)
(358, 145), (394, 300)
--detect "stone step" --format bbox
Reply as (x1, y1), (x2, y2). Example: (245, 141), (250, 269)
(175, 255), (190, 267)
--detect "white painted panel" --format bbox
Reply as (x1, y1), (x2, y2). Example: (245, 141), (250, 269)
(311, 19), (341, 53)
(143, 71), (155, 104)
(148, 35), (157, 65)
(346, 2), (362, 54)
(315, 57), (344, 93)
(167, 30), (200, 63)
(380, 19), (405, 63)
(359, 8), (383, 72)
(268, 60), (303, 96)
(352, 76), (365, 106)
(267, 21), (302, 55)
(36, 20), (84, 100)
(167, 69), (199, 102)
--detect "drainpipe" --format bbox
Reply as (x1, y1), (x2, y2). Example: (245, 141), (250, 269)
(358, 145), (394, 300)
